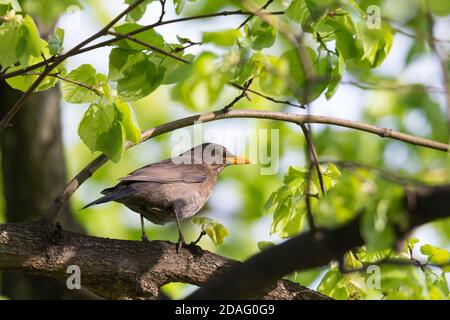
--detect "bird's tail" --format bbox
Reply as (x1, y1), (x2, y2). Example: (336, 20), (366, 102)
(81, 186), (137, 210)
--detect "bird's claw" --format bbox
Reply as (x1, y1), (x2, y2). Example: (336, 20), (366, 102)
(176, 234), (186, 253)
(141, 234), (150, 243)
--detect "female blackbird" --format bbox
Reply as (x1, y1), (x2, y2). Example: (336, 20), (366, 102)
(83, 143), (250, 250)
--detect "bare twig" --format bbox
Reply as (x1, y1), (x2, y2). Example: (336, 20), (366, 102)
(237, 0), (274, 29)
(222, 79), (253, 111)
(230, 82), (305, 108)
(43, 109), (450, 225)
(425, 4), (450, 131)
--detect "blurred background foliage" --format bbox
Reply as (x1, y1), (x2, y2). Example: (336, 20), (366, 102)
(0, 0), (449, 299)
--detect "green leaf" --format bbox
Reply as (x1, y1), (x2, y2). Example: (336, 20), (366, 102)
(286, 0), (334, 31)
(21, 0), (80, 26)
(325, 49), (345, 100)
(78, 102), (126, 162)
(192, 216), (229, 246)
(125, 0), (152, 22)
(172, 52), (228, 111)
(245, 19), (276, 50)
(232, 51), (264, 85)
(427, 0), (450, 16)
(343, 250), (363, 270)
(62, 64), (103, 104)
(0, 12), (41, 68)
(48, 27), (65, 55)
(113, 23), (165, 51)
(5, 39), (58, 92)
(259, 54), (289, 96)
(114, 98), (141, 143)
(148, 52), (194, 85)
(111, 50), (165, 101)
(0, 0), (22, 12)
(354, 21), (393, 68)
(322, 11), (362, 62)
(281, 47), (332, 103)
(173, 0), (185, 14)
(202, 29), (241, 47)
(420, 244), (450, 271)
(317, 268), (349, 299)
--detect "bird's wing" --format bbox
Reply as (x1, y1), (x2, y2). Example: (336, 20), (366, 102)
(119, 161), (208, 184)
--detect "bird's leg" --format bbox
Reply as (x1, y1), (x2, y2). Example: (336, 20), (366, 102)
(140, 215), (149, 242)
(174, 209), (186, 253)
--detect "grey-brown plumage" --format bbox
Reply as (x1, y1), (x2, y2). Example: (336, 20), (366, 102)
(83, 143), (250, 250)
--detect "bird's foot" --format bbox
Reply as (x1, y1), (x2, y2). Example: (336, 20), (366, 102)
(141, 234), (150, 243)
(176, 234), (186, 253)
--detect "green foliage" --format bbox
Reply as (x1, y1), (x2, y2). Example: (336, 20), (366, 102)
(265, 164), (341, 237)
(202, 29), (241, 47)
(420, 245), (450, 272)
(113, 23), (165, 50)
(125, 0), (153, 22)
(21, 0), (80, 26)
(192, 216), (229, 246)
(62, 64), (104, 103)
(5, 39), (60, 91)
(244, 19), (276, 50)
(78, 99), (140, 162)
(172, 52), (229, 111)
(108, 48), (165, 101)
(0, 11), (40, 67)
(286, 0), (336, 31)
(48, 27), (64, 55)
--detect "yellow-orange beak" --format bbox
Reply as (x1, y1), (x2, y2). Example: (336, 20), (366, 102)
(225, 155), (252, 165)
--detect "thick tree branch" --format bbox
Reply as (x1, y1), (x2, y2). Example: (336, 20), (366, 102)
(44, 109), (450, 225)
(0, 221), (328, 300)
(188, 184), (450, 299)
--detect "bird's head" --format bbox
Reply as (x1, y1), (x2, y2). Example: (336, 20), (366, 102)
(176, 143), (251, 170)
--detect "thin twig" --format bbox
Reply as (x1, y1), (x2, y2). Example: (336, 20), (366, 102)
(25, 72), (103, 96)
(222, 79), (253, 111)
(425, 4), (450, 132)
(237, 0), (274, 29)
(0, 0), (148, 132)
(107, 31), (190, 64)
(43, 109), (449, 225)
(230, 82), (305, 108)
(0, 9), (285, 82)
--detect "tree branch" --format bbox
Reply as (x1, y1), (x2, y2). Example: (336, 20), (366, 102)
(187, 184), (450, 299)
(0, 221), (328, 300)
(43, 109), (450, 225)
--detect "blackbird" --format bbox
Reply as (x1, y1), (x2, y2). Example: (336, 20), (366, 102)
(83, 143), (250, 250)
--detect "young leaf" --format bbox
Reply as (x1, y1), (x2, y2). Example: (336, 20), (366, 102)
(113, 23), (165, 50)
(113, 51), (165, 101)
(114, 98), (141, 143)
(202, 29), (241, 47)
(125, 0), (152, 22)
(0, 0), (22, 12)
(78, 102), (126, 162)
(354, 21), (393, 68)
(192, 216), (229, 246)
(286, 0), (334, 31)
(245, 19), (276, 50)
(0, 12), (40, 68)
(5, 39), (58, 92)
(48, 27), (65, 55)
(62, 64), (103, 103)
